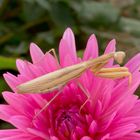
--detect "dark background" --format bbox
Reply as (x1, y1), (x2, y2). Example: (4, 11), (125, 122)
(0, 0), (140, 129)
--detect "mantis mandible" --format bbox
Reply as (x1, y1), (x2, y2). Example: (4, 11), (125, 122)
(16, 50), (131, 117)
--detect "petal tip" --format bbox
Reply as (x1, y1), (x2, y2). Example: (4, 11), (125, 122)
(3, 73), (8, 79)
(65, 27), (73, 32)
(111, 39), (116, 45)
(30, 42), (39, 51)
(16, 59), (23, 65)
(89, 34), (97, 42)
(29, 43), (44, 63)
(63, 27), (74, 38)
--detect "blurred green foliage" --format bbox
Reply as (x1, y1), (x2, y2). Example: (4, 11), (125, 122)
(0, 0), (140, 107)
(1, 0), (140, 129)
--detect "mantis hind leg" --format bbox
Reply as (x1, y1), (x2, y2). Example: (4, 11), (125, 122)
(47, 48), (60, 67)
(33, 88), (63, 120)
(48, 48), (58, 61)
(77, 61), (108, 113)
(77, 82), (90, 113)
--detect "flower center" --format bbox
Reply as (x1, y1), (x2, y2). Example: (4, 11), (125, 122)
(55, 106), (85, 137)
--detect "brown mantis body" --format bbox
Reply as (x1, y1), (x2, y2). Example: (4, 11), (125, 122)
(16, 51), (131, 118)
(17, 51), (131, 93)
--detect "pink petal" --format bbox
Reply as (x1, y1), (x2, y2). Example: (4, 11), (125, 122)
(59, 39), (76, 67)
(104, 39), (116, 66)
(61, 28), (77, 63)
(0, 105), (17, 122)
(59, 39), (68, 66)
(94, 100), (102, 118)
(50, 136), (59, 140)
(2, 92), (35, 118)
(30, 94), (45, 108)
(116, 95), (138, 117)
(100, 84), (113, 112)
(128, 101), (140, 117)
(0, 135), (36, 140)
(125, 53), (140, 73)
(16, 60), (36, 79)
(3, 72), (19, 92)
(42, 52), (59, 72)
(30, 43), (44, 64)
(17, 60), (36, 80)
(112, 71), (140, 102)
(75, 126), (86, 138)
(110, 124), (136, 139)
(16, 59), (26, 74)
(101, 134), (110, 140)
(80, 136), (92, 140)
(62, 54), (75, 67)
(83, 34), (98, 60)
(0, 130), (21, 138)
(27, 128), (48, 139)
(10, 115), (31, 130)
(0, 130), (37, 140)
(99, 112), (117, 132)
(88, 120), (97, 135)
(121, 132), (140, 140)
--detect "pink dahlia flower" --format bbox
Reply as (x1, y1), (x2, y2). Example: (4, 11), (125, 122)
(1, 28), (140, 140)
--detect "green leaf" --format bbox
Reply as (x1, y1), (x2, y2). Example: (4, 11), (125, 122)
(77, 50), (84, 58)
(0, 122), (14, 129)
(120, 17), (140, 36)
(135, 0), (140, 4)
(35, 0), (50, 10)
(0, 56), (16, 70)
(37, 31), (55, 45)
(20, 1), (46, 22)
(0, 78), (9, 93)
(71, 1), (120, 28)
(0, 0), (4, 6)
(49, 1), (75, 29)
(4, 42), (28, 55)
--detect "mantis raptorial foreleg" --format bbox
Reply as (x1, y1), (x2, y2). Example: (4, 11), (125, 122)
(32, 67), (131, 120)
(17, 51), (127, 94)
(91, 67), (132, 84)
(91, 61), (108, 74)
(78, 66), (132, 113)
(33, 61), (110, 119)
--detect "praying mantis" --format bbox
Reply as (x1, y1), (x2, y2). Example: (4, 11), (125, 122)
(16, 50), (131, 117)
